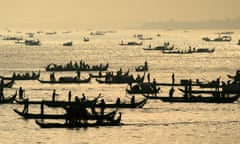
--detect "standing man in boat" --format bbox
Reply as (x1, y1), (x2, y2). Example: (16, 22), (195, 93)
(0, 87), (4, 100)
(131, 95), (135, 104)
(19, 87), (24, 99)
(169, 87), (175, 98)
(172, 73), (175, 86)
(100, 99), (106, 115)
(52, 89), (58, 102)
(147, 73), (150, 83)
(76, 70), (81, 79)
(68, 90), (72, 102)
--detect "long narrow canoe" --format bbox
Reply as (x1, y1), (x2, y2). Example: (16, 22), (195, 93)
(13, 109), (67, 119)
(15, 98), (147, 108)
(143, 95), (239, 103)
(38, 77), (91, 84)
(35, 120), (123, 128)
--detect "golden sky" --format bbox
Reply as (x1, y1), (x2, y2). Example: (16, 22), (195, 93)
(0, 0), (239, 29)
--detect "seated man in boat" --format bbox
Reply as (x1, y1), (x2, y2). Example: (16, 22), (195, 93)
(116, 97), (120, 106)
(50, 72), (56, 81)
(81, 93), (86, 102)
(0, 87), (4, 100)
(19, 87), (24, 99)
(131, 96), (135, 104)
(169, 87), (175, 98)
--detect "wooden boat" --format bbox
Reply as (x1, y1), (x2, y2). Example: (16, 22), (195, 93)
(126, 83), (160, 94)
(2, 36), (23, 41)
(96, 76), (144, 84)
(162, 48), (214, 54)
(38, 76), (91, 84)
(144, 95), (239, 103)
(25, 39), (41, 46)
(45, 62), (109, 71)
(0, 91), (17, 104)
(202, 36), (232, 42)
(95, 98), (147, 108)
(178, 88), (240, 94)
(143, 46), (174, 51)
(35, 120), (122, 128)
(119, 41), (142, 46)
(143, 42), (174, 51)
(0, 79), (15, 88)
(0, 71), (40, 80)
(46, 98), (147, 108)
(63, 41), (73, 46)
(83, 37), (89, 42)
(13, 109), (67, 119)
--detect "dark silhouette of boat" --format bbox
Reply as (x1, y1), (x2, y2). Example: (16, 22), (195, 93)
(162, 48), (214, 54)
(143, 42), (174, 51)
(45, 61), (109, 71)
(46, 98), (147, 108)
(0, 91), (17, 104)
(90, 31), (105, 35)
(0, 71), (40, 80)
(139, 37), (153, 40)
(35, 119), (122, 128)
(96, 72), (145, 84)
(13, 109), (67, 119)
(2, 36), (23, 41)
(0, 79), (15, 88)
(25, 39), (41, 46)
(63, 41), (73, 46)
(119, 41), (142, 46)
(202, 35), (232, 42)
(38, 76), (91, 84)
(83, 37), (89, 42)
(143, 95), (239, 103)
(135, 61), (148, 72)
(126, 82), (160, 94)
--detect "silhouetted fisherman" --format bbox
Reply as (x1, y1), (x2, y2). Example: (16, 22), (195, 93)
(77, 70), (81, 79)
(0, 87), (4, 100)
(41, 100), (44, 120)
(147, 73), (150, 83)
(19, 87), (24, 99)
(131, 95), (135, 104)
(52, 89), (58, 102)
(116, 97), (120, 106)
(68, 91), (72, 102)
(172, 73), (175, 86)
(188, 79), (192, 97)
(169, 87), (175, 98)
(100, 99), (106, 115)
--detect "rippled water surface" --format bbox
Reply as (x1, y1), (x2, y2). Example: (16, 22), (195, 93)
(0, 29), (239, 144)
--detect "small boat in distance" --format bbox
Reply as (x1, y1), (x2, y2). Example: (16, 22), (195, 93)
(63, 41), (73, 46)
(143, 42), (174, 51)
(202, 35), (232, 42)
(119, 40), (142, 46)
(25, 39), (41, 46)
(83, 37), (89, 42)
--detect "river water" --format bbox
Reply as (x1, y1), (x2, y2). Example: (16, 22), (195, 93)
(0, 29), (239, 144)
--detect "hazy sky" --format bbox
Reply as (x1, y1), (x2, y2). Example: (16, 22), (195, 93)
(0, 0), (239, 29)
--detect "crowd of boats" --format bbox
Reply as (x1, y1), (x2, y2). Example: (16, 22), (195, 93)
(0, 59), (240, 129)
(0, 30), (239, 129)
